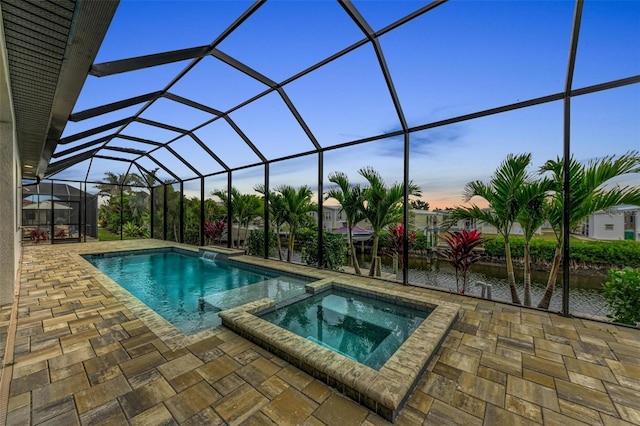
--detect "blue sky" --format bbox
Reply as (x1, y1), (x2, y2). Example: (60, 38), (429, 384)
(54, 0), (639, 209)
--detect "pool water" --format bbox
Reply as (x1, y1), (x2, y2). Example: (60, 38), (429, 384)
(85, 249), (310, 334)
(260, 289), (432, 370)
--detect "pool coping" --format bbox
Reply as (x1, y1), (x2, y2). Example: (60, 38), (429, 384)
(219, 279), (460, 422)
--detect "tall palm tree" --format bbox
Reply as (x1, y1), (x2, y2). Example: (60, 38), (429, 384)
(446, 153), (533, 304)
(97, 172), (146, 197)
(255, 184), (287, 260)
(203, 198), (226, 222)
(275, 185), (316, 262)
(237, 193), (263, 249)
(516, 178), (554, 306)
(537, 151), (640, 309)
(326, 171), (366, 275)
(211, 187), (240, 247)
(127, 190), (148, 226)
(96, 172), (125, 197)
(358, 167), (421, 277)
(218, 188), (262, 249)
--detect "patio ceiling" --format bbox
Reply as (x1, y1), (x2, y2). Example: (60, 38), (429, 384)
(2, 1), (639, 185)
(0, 0), (118, 180)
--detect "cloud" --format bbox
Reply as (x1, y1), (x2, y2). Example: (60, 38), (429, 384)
(369, 123), (468, 158)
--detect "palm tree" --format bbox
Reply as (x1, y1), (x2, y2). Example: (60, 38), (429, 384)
(213, 187), (237, 248)
(326, 172), (366, 275)
(255, 184), (287, 260)
(165, 184), (181, 242)
(203, 198), (226, 222)
(516, 178), (554, 306)
(213, 188), (263, 249)
(96, 172), (145, 197)
(96, 172), (125, 197)
(537, 151), (640, 309)
(275, 185), (316, 262)
(446, 153), (533, 304)
(237, 193), (263, 249)
(127, 190), (148, 226)
(358, 167), (421, 277)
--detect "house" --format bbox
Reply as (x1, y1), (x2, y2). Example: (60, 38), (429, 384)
(586, 205), (639, 241)
(315, 204), (346, 232)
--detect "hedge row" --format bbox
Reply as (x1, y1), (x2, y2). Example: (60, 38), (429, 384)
(483, 237), (640, 268)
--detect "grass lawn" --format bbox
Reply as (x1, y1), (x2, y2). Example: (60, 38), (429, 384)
(98, 227), (141, 241)
(486, 230), (582, 243)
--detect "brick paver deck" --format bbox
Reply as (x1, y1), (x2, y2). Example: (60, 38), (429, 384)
(1, 240), (639, 425)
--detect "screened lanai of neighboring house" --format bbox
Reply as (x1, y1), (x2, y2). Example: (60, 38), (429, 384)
(1, 0), (639, 318)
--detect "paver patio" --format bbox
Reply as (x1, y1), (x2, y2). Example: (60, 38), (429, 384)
(1, 240), (639, 425)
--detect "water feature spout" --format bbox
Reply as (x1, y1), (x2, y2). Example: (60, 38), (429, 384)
(200, 250), (218, 261)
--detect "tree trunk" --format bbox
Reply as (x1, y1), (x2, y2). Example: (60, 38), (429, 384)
(276, 225), (283, 260)
(537, 242), (562, 309)
(243, 225), (250, 250)
(236, 223), (242, 249)
(523, 242), (531, 307)
(504, 238), (522, 305)
(286, 228), (295, 262)
(348, 231), (362, 275)
(368, 234), (380, 277)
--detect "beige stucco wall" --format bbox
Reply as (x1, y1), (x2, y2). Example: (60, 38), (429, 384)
(0, 20), (20, 306)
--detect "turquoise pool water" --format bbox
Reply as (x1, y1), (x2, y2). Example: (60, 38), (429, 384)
(260, 289), (432, 370)
(85, 249), (310, 334)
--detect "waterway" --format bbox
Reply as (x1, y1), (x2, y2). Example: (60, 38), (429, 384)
(358, 255), (610, 318)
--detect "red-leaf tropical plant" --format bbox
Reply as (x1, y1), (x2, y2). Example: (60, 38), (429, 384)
(204, 219), (226, 246)
(29, 229), (48, 244)
(385, 223), (416, 272)
(438, 229), (485, 294)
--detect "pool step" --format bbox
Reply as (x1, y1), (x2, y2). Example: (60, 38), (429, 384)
(203, 277), (307, 311)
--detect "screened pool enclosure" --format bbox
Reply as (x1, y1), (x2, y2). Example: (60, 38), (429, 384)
(6, 0), (639, 319)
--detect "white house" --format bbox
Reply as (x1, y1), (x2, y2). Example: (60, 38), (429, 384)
(313, 204), (345, 232)
(586, 205), (639, 241)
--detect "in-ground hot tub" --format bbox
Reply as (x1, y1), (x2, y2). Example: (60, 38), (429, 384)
(219, 279), (459, 422)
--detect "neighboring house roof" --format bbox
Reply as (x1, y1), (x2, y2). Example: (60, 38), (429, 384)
(23, 182), (95, 198)
(592, 205), (640, 214)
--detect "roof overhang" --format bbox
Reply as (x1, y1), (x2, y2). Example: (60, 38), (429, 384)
(0, 0), (118, 180)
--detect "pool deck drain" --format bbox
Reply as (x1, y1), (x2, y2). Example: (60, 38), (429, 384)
(1, 239), (640, 425)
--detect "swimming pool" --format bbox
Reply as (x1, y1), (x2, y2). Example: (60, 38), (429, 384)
(260, 289), (431, 370)
(84, 248), (311, 334)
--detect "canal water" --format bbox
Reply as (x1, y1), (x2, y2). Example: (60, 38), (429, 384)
(359, 255), (610, 318)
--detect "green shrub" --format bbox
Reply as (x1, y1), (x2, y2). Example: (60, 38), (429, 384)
(301, 232), (347, 271)
(603, 267), (640, 326)
(483, 237), (511, 257)
(295, 228), (316, 244)
(107, 214), (121, 234)
(183, 226), (200, 245)
(413, 234), (432, 250)
(571, 241), (640, 267)
(483, 237), (640, 267)
(246, 229), (276, 257)
(122, 221), (140, 237)
(377, 231), (391, 250)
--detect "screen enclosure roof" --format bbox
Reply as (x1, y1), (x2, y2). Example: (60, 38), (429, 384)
(2, 0), (639, 186)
